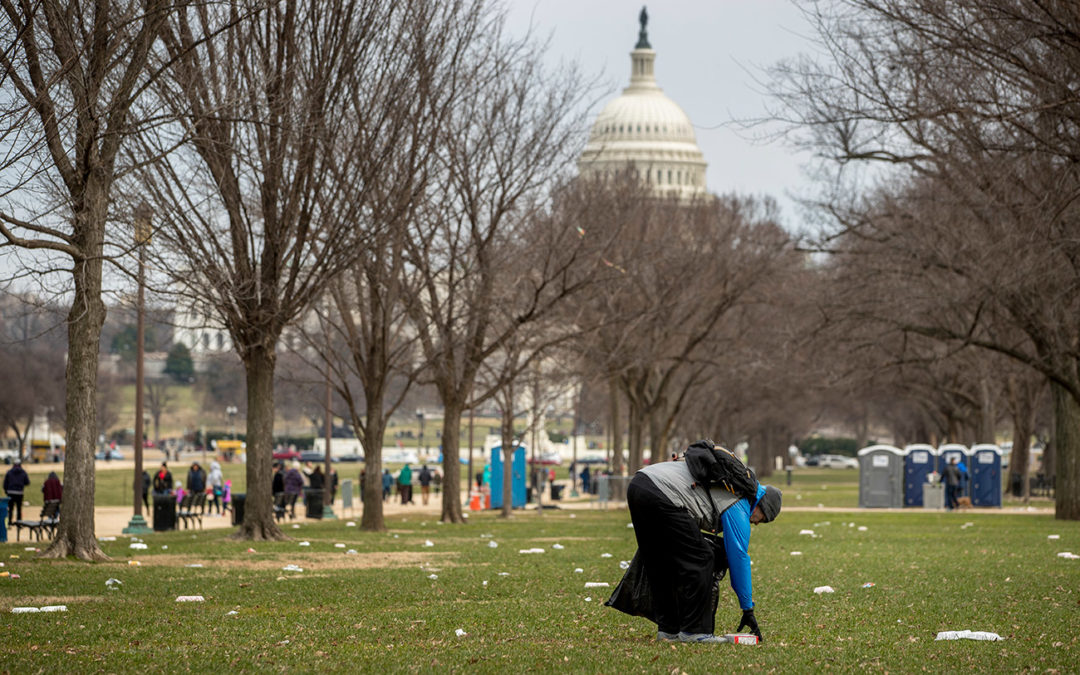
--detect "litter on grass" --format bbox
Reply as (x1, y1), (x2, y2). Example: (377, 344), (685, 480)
(857, 526), (868, 532)
(162, 545), (168, 550)
(298, 541), (310, 547)
(482, 580), (488, 586)
(480, 533), (494, 538)
(600, 553), (612, 558)
(292, 524), (301, 529)
(424, 540), (434, 547)
(428, 574), (438, 580)
(1048, 534), (1060, 540)
(799, 530), (815, 536)
(128, 561), (141, 566)
(186, 564), (204, 568)
(862, 582), (875, 588)
(813, 586), (835, 594)
(346, 549), (358, 555)
(106, 578), (122, 589)
(961, 522), (974, 529)
(455, 629), (467, 637)
(584, 582), (610, 588)
(585, 597), (592, 602)
(335, 543), (346, 548)
(99, 536), (116, 541)
(619, 560), (630, 570)
(569, 514), (576, 518)
(12, 606), (67, 613)
(552, 544), (565, 550)
(176, 596), (205, 602)
(519, 548), (545, 554)
(935, 630), (1003, 641)
(574, 568), (584, 573)
(346, 522), (356, 527)
(488, 541), (498, 548)
(282, 564), (304, 572)
(1057, 552), (1079, 559)
(626, 523), (634, 528)
(498, 572), (510, 576)
(247, 548), (256, 553)
(226, 610), (238, 616)
(130, 543), (148, 550)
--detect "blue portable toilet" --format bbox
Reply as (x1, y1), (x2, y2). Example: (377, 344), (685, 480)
(903, 444), (938, 506)
(490, 445), (526, 509)
(938, 444), (972, 497)
(858, 444), (905, 508)
(969, 444), (1002, 507)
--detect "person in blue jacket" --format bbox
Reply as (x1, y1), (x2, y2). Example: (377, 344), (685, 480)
(625, 455), (782, 643)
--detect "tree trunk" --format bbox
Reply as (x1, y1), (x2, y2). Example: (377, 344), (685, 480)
(626, 404), (645, 474)
(360, 396), (387, 532)
(500, 400), (515, 518)
(1051, 382), (1080, 520)
(41, 254), (108, 562)
(609, 377), (624, 475)
(232, 344), (285, 540)
(440, 401), (465, 523)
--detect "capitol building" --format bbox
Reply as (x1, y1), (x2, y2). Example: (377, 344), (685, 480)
(578, 8), (708, 199)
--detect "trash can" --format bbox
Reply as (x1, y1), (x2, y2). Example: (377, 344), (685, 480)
(551, 484), (564, 500)
(304, 489), (324, 519)
(0, 496), (8, 542)
(922, 482), (945, 510)
(153, 493), (177, 531)
(232, 493), (246, 526)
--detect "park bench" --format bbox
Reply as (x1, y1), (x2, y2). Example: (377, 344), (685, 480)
(178, 492), (207, 529)
(14, 499), (60, 542)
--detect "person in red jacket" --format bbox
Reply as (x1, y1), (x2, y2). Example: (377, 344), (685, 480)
(42, 471), (63, 502)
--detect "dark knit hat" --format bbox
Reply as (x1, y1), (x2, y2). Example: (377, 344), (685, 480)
(758, 485), (782, 523)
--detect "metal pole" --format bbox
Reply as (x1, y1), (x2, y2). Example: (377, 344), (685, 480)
(467, 407), (474, 499)
(125, 203), (152, 534)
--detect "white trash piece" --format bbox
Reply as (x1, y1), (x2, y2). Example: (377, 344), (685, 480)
(292, 524), (301, 529)
(40, 605), (67, 612)
(346, 549), (358, 555)
(176, 595), (205, 602)
(334, 543), (345, 548)
(799, 530), (815, 536)
(619, 560), (630, 570)
(455, 628), (467, 637)
(813, 586), (835, 594)
(551, 544), (565, 550)
(626, 523), (634, 528)
(935, 630), (1003, 641)
(585, 597), (592, 602)
(129, 543), (148, 550)
(226, 610), (238, 616)
(11, 607), (40, 613)
(346, 522), (356, 527)
(518, 548), (545, 554)
(584, 582), (610, 588)
(282, 564), (304, 572)
(487, 540), (498, 548)
(298, 541), (310, 547)
(428, 574), (438, 580)
(790, 551), (803, 556)
(106, 578), (122, 589)
(498, 572), (510, 576)
(600, 553), (612, 558)
(186, 564), (204, 568)
(1047, 534), (1060, 540)
(574, 568), (584, 574)
(857, 526), (868, 532)
(99, 536), (117, 541)
(424, 540), (434, 547)
(1057, 552), (1080, 559)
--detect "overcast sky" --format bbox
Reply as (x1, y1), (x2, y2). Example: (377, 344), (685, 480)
(504, 0), (819, 230)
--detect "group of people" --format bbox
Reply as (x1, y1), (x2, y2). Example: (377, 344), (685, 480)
(272, 460), (339, 518)
(141, 460), (230, 515)
(3, 461), (63, 526)
(377, 464), (440, 505)
(940, 456), (970, 510)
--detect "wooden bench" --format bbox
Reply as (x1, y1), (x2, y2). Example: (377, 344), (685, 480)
(14, 500), (60, 542)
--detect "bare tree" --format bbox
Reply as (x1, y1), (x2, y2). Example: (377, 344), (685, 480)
(0, 0), (177, 559)
(406, 21), (595, 523)
(771, 0), (1080, 518)
(144, 379), (174, 449)
(133, 0), (452, 538)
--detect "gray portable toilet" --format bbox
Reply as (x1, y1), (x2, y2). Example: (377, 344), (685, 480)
(903, 444), (938, 507)
(938, 444), (972, 498)
(858, 444), (904, 508)
(969, 444), (1003, 507)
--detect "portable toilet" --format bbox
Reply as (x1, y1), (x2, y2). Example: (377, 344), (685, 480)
(938, 444), (972, 497)
(903, 444), (938, 506)
(969, 444), (1003, 507)
(490, 445), (526, 509)
(858, 444), (904, 508)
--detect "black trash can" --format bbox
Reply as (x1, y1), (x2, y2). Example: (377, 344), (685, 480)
(153, 494), (177, 531)
(551, 484), (564, 500)
(304, 488), (324, 519)
(232, 493), (246, 526)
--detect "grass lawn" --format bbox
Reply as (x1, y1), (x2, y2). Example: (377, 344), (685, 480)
(1, 471), (1077, 672)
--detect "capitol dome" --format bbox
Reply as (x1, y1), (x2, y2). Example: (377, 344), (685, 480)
(578, 10), (707, 199)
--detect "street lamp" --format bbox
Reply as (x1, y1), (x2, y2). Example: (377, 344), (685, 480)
(226, 405), (238, 440)
(124, 202), (153, 535)
(416, 410), (425, 458)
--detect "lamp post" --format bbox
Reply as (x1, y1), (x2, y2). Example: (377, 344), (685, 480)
(226, 405), (238, 440)
(416, 410), (425, 458)
(124, 202), (153, 534)
(322, 353), (335, 519)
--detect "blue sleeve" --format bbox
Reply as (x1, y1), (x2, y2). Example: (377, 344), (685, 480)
(721, 498), (753, 610)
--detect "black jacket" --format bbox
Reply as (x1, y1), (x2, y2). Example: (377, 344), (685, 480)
(3, 465), (30, 495)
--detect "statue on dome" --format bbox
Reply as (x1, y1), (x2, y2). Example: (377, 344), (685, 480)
(636, 6), (651, 49)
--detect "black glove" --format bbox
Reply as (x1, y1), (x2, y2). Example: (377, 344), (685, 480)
(737, 608), (763, 642)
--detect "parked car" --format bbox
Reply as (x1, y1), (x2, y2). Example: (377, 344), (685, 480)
(273, 448), (302, 461)
(818, 454), (858, 469)
(299, 451), (327, 463)
(95, 449), (125, 460)
(804, 455), (820, 467)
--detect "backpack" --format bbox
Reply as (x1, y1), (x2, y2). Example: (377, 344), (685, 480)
(683, 439), (758, 501)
